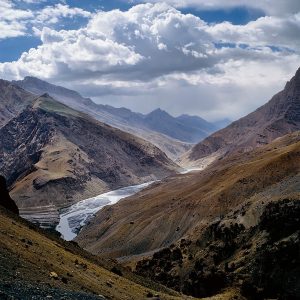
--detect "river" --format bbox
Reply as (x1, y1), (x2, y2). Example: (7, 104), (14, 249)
(56, 181), (154, 241)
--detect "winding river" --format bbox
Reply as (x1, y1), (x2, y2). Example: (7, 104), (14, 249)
(56, 181), (154, 241)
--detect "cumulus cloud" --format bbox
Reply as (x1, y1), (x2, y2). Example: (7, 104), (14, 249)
(0, 0), (91, 40)
(0, 0), (33, 39)
(0, 2), (300, 120)
(34, 3), (91, 25)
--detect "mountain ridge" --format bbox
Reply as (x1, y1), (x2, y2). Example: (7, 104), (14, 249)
(0, 93), (178, 225)
(181, 67), (300, 166)
(13, 76), (223, 158)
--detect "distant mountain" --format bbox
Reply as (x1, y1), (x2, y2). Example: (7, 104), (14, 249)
(181, 67), (300, 166)
(144, 109), (216, 143)
(0, 93), (178, 223)
(13, 77), (220, 158)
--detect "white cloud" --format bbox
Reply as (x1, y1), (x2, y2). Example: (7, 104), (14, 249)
(0, 0), (33, 39)
(34, 3), (91, 25)
(0, 3), (299, 120)
(0, 1), (91, 40)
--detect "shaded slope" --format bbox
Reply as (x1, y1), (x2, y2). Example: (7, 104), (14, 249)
(181, 67), (300, 166)
(76, 132), (300, 260)
(0, 175), (19, 215)
(0, 94), (178, 216)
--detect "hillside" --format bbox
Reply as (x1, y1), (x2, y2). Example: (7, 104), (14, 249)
(14, 77), (220, 158)
(180, 67), (300, 167)
(76, 131), (300, 256)
(0, 94), (178, 224)
(0, 205), (190, 300)
(76, 131), (300, 299)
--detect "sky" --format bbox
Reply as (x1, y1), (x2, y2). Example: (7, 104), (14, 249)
(0, 0), (300, 121)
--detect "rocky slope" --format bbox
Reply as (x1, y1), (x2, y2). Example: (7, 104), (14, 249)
(14, 77), (221, 158)
(0, 205), (189, 300)
(180, 67), (300, 167)
(0, 94), (178, 222)
(136, 197), (300, 299)
(76, 131), (300, 299)
(0, 79), (35, 127)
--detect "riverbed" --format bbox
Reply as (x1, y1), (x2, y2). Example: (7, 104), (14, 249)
(56, 181), (154, 241)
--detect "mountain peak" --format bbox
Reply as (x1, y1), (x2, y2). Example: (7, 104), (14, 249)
(147, 108), (171, 117)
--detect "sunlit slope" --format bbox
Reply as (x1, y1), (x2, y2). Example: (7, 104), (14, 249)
(77, 132), (300, 259)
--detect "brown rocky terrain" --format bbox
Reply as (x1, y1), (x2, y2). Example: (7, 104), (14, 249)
(0, 93), (178, 220)
(136, 197), (300, 299)
(180, 67), (300, 167)
(0, 205), (193, 300)
(76, 131), (300, 299)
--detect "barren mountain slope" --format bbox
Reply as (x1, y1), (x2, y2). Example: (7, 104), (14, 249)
(0, 94), (178, 215)
(76, 132), (300, 299)
(180, 67), (300, 167)
(76, 132), (300, 260)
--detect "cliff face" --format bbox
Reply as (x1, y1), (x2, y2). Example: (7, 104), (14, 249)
(0, 94), (178, 213)
(181, 67), (300, 166)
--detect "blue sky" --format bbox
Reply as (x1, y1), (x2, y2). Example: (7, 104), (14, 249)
(0, 0), (299, 120)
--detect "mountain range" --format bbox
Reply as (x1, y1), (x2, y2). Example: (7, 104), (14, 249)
(0, 82), (178, 225)
(14, 76), (228, 159)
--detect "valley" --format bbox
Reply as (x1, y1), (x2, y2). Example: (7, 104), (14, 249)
(56, 181), (155, 241)
(0, 64), (299, 300)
